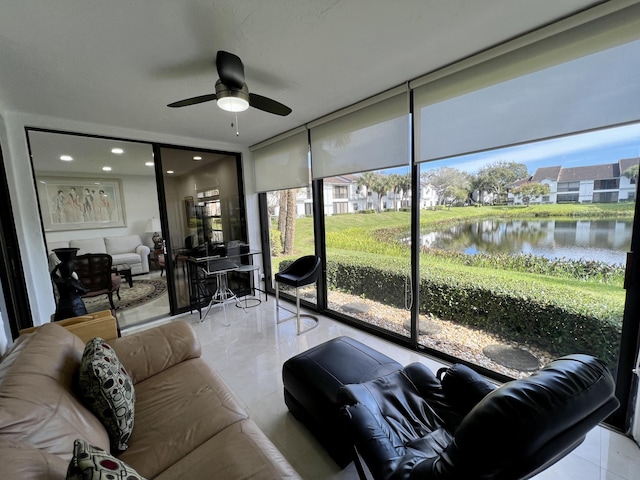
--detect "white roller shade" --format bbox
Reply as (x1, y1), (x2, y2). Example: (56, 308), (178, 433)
(310, 89), (410, 179)
(412, 2), (640, 163)
(251, 129), (309, 192)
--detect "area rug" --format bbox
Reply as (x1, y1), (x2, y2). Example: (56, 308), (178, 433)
(83, 279), (167, 313)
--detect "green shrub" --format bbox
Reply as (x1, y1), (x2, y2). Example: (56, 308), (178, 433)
(320, 255), (622, 366)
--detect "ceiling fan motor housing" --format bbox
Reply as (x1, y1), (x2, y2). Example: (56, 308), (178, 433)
(215, 80), (250, 112)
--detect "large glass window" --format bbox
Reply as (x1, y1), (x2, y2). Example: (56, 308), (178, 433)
(412, 19), (640, 383)
(309, 89), (412, 338)
(251, 129), (316, 310)
(418, 127), (638, 379)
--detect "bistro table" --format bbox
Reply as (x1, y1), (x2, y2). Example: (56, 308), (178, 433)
(187, 248), (263, 321)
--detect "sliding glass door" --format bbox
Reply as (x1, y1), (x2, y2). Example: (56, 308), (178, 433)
(157, 146), (247, 314)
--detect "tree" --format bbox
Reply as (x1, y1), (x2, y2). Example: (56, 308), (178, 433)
(387, 173), (405, 210)
(623, 164), (639, 183)
(278, 190), (287, 237)
(423, 167), (471, 206)
(397, 173), (412, 208)
(275, 188), (297, 255)
(510, 182), (550, 206)
(283, 189), (297, 254)
(474, 161), (529, 204)
(445, 186), (469, 209)
(357, 171), (389, 212)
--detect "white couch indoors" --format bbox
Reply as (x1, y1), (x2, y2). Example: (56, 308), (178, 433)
(48, 234), (151, 275)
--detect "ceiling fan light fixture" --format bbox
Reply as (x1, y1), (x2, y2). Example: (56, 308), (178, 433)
(215, 81), (249, 113)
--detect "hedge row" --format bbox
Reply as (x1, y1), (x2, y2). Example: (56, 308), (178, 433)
(284, 255), (622, 365)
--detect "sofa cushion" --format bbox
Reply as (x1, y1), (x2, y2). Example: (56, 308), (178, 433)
(105, 235), (143, 256)
(66, 439), (145, 480)
(154, 420), (301, 480)
(70, 238), (108, 255)
(117, 358), (248, 478)
(111, 252), (142, 267)
(0, 437), (68, 480)
(0, 323), (110, 459)
(78, 338), (135, 452)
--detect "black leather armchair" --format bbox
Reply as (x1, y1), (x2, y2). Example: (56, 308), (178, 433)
(339, 355), (619, 480)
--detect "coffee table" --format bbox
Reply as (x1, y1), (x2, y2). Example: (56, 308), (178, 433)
(112, 263), (133, 288)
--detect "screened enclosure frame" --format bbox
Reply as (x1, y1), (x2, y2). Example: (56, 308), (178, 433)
(253, 0), (640, 432)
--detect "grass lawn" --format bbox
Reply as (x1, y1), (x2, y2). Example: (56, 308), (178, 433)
(272, 202), (629, 317)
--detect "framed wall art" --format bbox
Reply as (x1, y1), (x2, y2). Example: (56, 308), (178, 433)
(37, 177), (127, 231)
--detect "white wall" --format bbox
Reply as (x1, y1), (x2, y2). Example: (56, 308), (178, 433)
(0, 110), (254, 330)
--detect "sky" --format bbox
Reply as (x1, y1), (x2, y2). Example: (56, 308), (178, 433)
(381, 122), (640, 177)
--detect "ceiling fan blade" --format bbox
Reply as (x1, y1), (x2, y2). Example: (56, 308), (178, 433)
(216, 51), (245, 90)
(167, 93), (218, 108)
(249, 93), (292, 116)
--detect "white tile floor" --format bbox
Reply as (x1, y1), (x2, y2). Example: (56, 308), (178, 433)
(123, 296), (640, 480)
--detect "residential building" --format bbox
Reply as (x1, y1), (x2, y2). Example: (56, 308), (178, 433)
(509, 158), (639, 205)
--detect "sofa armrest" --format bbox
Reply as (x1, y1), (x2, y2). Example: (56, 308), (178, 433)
(107, 320), (201, 384)
(135, 244), (150, 272)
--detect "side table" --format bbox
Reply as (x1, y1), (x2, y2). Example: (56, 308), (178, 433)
(112, 263), (133, 288)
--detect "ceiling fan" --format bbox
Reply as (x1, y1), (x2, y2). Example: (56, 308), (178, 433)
(167, 51), (292, 116)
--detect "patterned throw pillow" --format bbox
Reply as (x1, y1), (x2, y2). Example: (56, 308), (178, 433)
(79, 338), (135, 451)
(67, 439), (146, 480)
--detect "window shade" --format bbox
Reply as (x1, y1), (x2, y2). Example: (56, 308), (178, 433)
(310, 89), (410, 179)
(412, 2), (640, 163)
(251, 128), (309, 192)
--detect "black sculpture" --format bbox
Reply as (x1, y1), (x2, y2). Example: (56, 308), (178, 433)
(51, 247), (88, 320)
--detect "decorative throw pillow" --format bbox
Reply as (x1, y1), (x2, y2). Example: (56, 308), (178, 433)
(78, 338), (135, 451)
(66, 439), (146, 480)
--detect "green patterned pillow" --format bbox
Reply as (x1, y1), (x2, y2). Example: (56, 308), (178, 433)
(67, 439), (145, 480)
(79, 338), (135, 452)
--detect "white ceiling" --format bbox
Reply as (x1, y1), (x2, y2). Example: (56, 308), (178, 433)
(1, 0), (604, 148)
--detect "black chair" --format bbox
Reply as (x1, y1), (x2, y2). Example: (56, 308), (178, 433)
(339, 354), (619, 480)
(73, 253), (122, 310)
(275, 255), (321, 334)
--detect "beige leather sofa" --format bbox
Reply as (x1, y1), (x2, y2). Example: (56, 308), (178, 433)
(0, 320), (300, 479)
(48, 234), (151, 274)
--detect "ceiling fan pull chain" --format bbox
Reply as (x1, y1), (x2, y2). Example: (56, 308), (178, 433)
(234, 113), (240, 136)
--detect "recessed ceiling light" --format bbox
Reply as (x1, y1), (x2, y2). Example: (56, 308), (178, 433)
(145, 161), (154, 167)
(102, 166), (112, 172)
(60, 155), (73, 161)
(111, 148), (124, 154)
(193, 156), (202, 161)
(167, 170), (174, 174)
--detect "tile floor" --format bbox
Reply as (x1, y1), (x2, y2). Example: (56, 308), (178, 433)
(122, 294), (640, 480)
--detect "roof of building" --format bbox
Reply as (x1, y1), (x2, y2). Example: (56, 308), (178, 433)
(531, 166), (562, 182)
(557, 163), (618, 181)
(619, 157), (640, 174)
(527, 159), (640, 184)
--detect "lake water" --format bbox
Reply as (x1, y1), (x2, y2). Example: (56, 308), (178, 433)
(419, 219), (633, 266)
